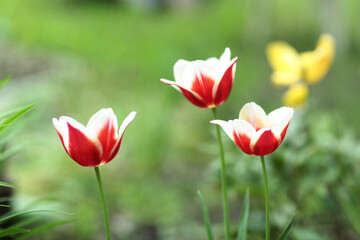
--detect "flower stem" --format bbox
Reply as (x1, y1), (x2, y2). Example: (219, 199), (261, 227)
(212, 108), (230, 240)
(94, 166), (111, 240)
(260, 156), (270, 240)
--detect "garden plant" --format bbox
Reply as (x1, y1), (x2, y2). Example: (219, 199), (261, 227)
(0, 0), (359, 239)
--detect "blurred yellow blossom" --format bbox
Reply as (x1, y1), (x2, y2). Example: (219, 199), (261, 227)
(266, 41), (302, 86)
(301, 34), (335, 84)
(266, 34), (335, 86)
(282, 83), (309, 107)
(266, 34), (335, 107)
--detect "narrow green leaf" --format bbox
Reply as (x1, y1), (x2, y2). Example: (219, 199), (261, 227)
(197, 190), (214, 240)
(0, 204), (10, 208)
(12, 216), (41, 228)
(0, 227), (29, 237)
(17, 218), (76, 240)
(0, 76), (11, 88)
(0, 109), (18, 121)
(0, 104), (35, 134)
(0, 181), (20, 189)
(237, 188), (250, 240)
(0, 209), (75, 224)
(278, 215), (295, 240)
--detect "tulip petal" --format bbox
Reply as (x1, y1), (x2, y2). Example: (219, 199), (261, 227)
(233, 119), (256, 155)
(87, 108), (119, 164)
(210, 120), (235, 141)
(160, 78), (208, 108)
(267, 107), (294, 139)
(219, 47), (231, 63)
(214, 58), (237, 105)
(239, 102), (268, 130)
(180, 61), (218, 106)
(118, 111), (137, 138)
(62, 117), (103, 167)
(53, 118), (71, 156)
(107, 111), (137, 162)
(250, 128), (281, 156)
(174, 59), (189, 83)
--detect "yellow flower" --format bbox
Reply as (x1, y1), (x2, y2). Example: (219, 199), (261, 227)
(266, 41), (302, 86)
(266, 34), (335, 86)
(301, 34), (335, 84)
(282, 83), (309, 107)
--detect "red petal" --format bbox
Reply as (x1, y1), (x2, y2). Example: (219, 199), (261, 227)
(178, 86), (209, 108)
(95, 118), (118, 164)
(190, 72), (216, 107)
(160, 79), (208, 108)
(252, 130), (280, 156)
(108, 137), (122, 161)
(54, 129), (72, 157)
(214, 59), (237, 106)
(280, 122), (290, 141)
(67, 123), (102, 167)
(233, 131), (253, 155)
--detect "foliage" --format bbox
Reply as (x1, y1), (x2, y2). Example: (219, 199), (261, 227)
(0, 0), (359, 239)
(0, 78), (75, 238)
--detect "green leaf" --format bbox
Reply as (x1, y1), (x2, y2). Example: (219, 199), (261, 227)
(0, 76), (11, 88)
(0, 209), (75, 224)
(0, 181), (20, 189)
(17, 218), (76, 240)
(278, 215), (295, 240)
(0, 109), (19, 121)
(236, 188), (250, 240)
(0, 104), (35, 134)
(0, 227), (29, 237)
(197, 190), (214, 240)
(11, 216), (41, 228)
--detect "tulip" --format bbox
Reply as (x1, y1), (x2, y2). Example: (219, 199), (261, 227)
(212, 102), (293, 240)
(160, 48), (237, 108)
(211, 102), (293, 156)
(53, 108), (136, 240)
(53, 108), (136, 167)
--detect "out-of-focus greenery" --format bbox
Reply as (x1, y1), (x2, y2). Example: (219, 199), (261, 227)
(0, 78), (75, 238)
(0, 0), (359, 239)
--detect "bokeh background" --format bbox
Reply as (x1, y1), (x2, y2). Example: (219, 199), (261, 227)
(0, 0), (360, 239)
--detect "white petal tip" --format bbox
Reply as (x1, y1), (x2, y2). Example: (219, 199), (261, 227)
(128, 111), (137, 120)
(160, 78), (175, 84)
(210, 120), (224, 125)
(118, 111), (137, 136)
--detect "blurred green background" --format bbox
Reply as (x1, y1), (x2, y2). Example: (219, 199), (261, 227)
(0, 0), (360, 239)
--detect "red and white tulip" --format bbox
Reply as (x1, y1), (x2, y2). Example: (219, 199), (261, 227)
(161, 48), (237, 108)
(211, 102), (293, 156)
(53, 108), (136, 167)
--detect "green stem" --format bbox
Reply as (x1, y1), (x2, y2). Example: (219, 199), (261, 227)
(212, 107), (230, 240)
(94, 166), (111, 240)
(260, 156), (270, 240)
